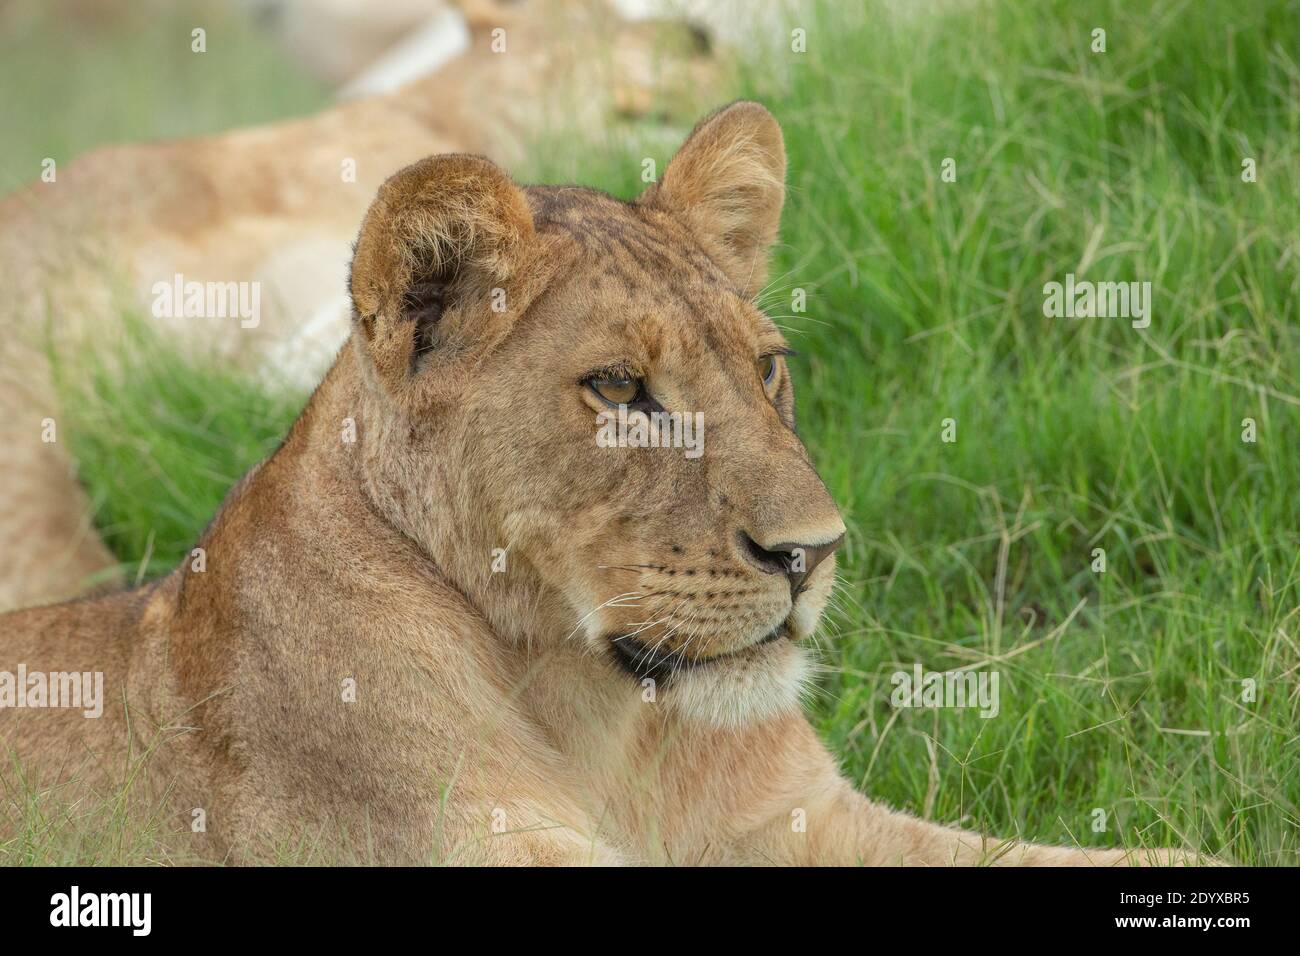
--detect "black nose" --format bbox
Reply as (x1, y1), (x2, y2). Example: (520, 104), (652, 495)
(739, 532), (845, 596)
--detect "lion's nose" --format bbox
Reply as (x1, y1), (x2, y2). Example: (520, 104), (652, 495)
(738, 531), (845, 597)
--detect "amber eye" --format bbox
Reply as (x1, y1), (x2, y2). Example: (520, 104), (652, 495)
(589, 376), (640, 405)
(758, 354), (778, 386)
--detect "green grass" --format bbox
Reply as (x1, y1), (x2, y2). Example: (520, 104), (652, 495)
(750, 0), (1300, 863)
(38, 0), (1300, 864)
(54, 313), (304, 584)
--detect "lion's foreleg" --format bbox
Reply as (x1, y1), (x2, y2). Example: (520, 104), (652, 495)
(726, 728), (1187, 866)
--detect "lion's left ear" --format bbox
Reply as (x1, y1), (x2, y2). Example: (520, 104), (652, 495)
(638, 101), (786, 298)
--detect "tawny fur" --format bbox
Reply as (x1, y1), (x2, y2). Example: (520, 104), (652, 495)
(0, 103), (1192, 866)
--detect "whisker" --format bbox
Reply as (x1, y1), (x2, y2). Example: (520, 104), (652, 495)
(564, 591), (644, 644)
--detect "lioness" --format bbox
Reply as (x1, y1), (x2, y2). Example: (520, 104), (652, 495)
(0, 103), (1179, 865)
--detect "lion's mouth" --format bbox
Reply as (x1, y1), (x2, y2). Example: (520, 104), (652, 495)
(608, 620), (788, 683)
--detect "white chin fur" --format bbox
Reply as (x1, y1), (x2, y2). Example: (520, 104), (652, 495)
(663, 642), (812, 729)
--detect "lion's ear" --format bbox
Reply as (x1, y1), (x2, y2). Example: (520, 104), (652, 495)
(638, 101), (786, 298)
(349, 154), (533, 389)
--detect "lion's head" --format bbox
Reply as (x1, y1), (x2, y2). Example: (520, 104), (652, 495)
(347, 102), (845, 726)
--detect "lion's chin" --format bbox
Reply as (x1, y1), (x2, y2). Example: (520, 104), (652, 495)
(662, 641), (812, 729)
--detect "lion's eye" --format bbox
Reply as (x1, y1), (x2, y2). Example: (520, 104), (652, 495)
(758, 354), (778, 386)
(589, 376), (640, 405)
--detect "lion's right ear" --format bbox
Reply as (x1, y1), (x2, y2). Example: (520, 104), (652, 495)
(349, 154), (533, 391)
(637, 101), (785, 299)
